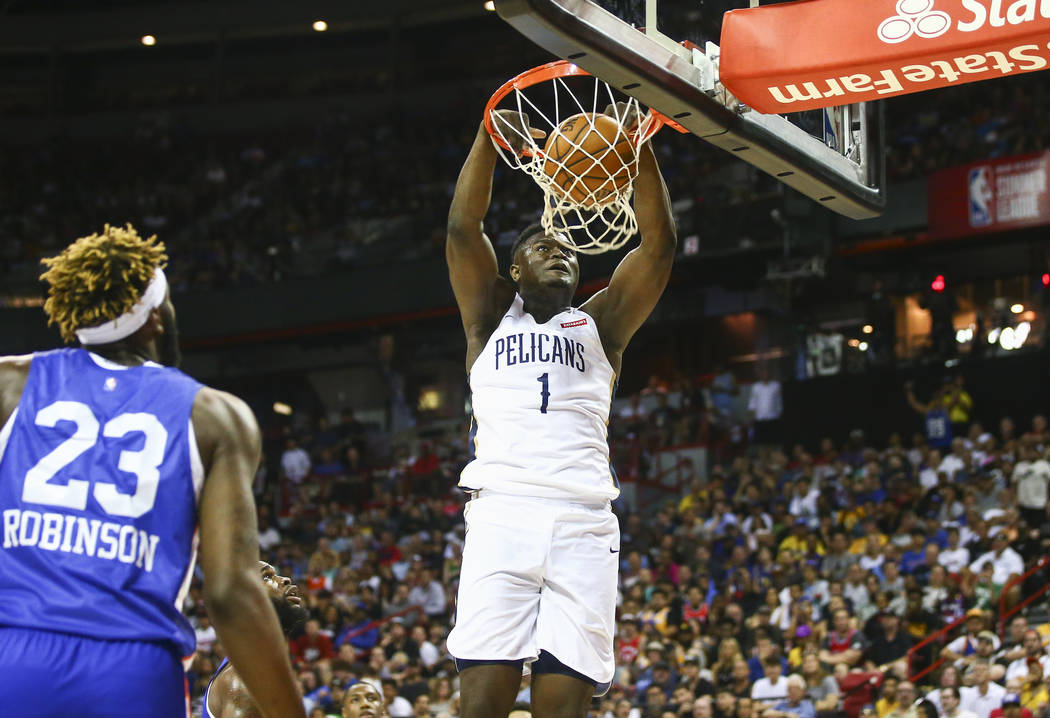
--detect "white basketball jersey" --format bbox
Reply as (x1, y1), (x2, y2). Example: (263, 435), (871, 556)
(459, 294), (619, 503)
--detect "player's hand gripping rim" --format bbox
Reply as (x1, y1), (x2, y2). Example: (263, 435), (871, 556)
(491, 109), (547, 157)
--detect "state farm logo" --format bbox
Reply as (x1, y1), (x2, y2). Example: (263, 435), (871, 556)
(877, 0), (951, 43)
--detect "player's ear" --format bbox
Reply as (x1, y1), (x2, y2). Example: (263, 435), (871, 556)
(509, 263), (521, 282)
(143, 306), (165, 338)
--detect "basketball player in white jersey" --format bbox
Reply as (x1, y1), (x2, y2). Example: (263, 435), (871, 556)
(445, 108), (676, 718)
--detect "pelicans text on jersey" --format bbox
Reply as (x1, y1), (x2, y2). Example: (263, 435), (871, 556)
(459, 294), (618, 503)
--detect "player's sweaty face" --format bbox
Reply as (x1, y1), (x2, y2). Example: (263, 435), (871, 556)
(519, 236), (578, 289)
(342, 683), (384, 718)
(259, 561), (300, 606)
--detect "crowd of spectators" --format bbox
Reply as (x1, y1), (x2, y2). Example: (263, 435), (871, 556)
(180, 370), (1050, 718)
(3, 66), (1049, 300)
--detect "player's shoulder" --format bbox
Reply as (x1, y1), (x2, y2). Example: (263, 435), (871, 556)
(209, 664), (262, 718)
(577, 286), (610, 322)
(191, 386), (261, 453)
(0, 353), (35, 418)
(0, 353), (34, 377)
(193, 385), (250, 415)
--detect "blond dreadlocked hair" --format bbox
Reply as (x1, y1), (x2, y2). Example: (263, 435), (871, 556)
(40, 223), (168, 343)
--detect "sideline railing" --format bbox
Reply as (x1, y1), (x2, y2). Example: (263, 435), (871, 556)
(614, 438), (709, 510)
(999, 555), (1050, 636)
(909, 555), (1050, 684)
(907, 612), (967, 684)
(337, 605), (424, 658)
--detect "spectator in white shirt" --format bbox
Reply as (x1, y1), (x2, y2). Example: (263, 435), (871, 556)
(788, 478), (820, 525)
(941, 687), (978, 718)
(1012, 444), (1050, 528)
(969, 533), (1024, 586)
(382, 678), (414, 718)
(938, 439), (969, 481)
(752, 656), (790, 707)
(280, 438), (311, 484)
(407, 568), (447, 618)
(918, 449), (941, 490)
(194, 613), (218, 653)
(925, 665), (962, 711)
(944, 613), (999, 667)
(939, 528), (971, 574)
(960, 661), (1006, 718)
(748, 367), (783, 447)
(843, 564), (871, 612)
(858, 535), (885, 573)
(1005, 630), (1050, 682)
(742, 505), (774, 537)
(258, 512), (282, 551)
(417, 624), (445, 670)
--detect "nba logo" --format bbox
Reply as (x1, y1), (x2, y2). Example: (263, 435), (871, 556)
(968, 166), (994, 228)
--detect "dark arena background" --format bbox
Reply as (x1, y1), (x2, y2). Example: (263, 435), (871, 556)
(2, 1), (1050, 717)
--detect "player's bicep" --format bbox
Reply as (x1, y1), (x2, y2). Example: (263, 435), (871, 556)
(445, 226), (506, 323)
(195, 390), (263, 595)
(586, 242), (674, 350)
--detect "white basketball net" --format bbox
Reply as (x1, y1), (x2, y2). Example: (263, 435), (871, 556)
(487, 72), (661, 255)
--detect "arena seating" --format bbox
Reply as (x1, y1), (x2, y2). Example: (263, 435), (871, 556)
(181, 374), (1050, 718)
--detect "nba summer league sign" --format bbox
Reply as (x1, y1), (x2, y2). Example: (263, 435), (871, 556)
(928, 151), (1050, 238)
(719, 0), (1050, 113)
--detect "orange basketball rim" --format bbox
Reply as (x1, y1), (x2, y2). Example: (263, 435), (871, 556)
(483, 59), (685, 158)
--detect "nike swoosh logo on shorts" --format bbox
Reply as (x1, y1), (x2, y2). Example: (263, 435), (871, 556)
(609, 548), (619, 553)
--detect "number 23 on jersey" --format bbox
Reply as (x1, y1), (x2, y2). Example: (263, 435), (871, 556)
(21, 400), (167, 519)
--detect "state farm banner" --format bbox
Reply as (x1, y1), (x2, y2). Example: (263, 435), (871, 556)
(720, 0), (1050, 114)
(928, 151), (1050, 238)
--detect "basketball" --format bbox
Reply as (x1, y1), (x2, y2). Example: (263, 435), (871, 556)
(542, 112), (636, 208)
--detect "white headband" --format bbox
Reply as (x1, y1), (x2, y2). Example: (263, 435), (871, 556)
(75, 267), (168, 345)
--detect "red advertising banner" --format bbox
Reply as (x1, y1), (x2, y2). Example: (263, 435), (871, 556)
(928, 151), (1050, 238)
(719, 0), (1050, 114)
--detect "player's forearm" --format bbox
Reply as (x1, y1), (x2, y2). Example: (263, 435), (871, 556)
(633, 142), (676, 256)
(208, 575), (306, 718)
(447, 125), (499, 239)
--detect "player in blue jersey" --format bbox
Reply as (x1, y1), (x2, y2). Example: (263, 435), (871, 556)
(445, 107), (676, 718)
(205, 561), (309, 718)
(0, 224), (307, 718)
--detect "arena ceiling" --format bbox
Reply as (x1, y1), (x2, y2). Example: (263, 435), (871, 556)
(0, 0), (485, 53)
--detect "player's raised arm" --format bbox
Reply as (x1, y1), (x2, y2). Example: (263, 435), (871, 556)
(582, 134), (677, 360)
(194, 388), (306, 718)
(446, 113), (538, 342)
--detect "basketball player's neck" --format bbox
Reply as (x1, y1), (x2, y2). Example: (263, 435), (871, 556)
(83, 339), (158, 367)
(520, 287), (572, 324)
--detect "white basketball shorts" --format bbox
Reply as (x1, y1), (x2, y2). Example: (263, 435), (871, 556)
(446, 491), (619, 690)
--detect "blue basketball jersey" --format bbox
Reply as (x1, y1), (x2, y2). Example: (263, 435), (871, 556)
(925, 408), (952, 449)
(0, 348), (203, 657)
(203, 657), (232, 718)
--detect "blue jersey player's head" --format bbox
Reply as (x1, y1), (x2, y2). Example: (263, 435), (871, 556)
(39, 223), (181, 368)
(342, 680), (385, 718)
(509, 223), (579, 304)
(260, 561), (309, 636)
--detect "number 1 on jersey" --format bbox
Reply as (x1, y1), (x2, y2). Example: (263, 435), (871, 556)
(537, 373), (550, 414)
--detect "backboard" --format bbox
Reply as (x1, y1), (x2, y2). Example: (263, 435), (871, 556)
(492, 0), (887, 220)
